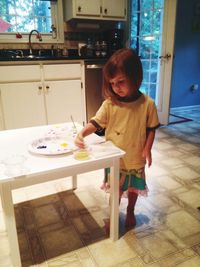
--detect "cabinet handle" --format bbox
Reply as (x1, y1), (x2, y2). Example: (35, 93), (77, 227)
(78, 6), (81, 12)
(104, 8), (107, 14)
(46, 85), (50, 90)
(38, 86), (42, 90)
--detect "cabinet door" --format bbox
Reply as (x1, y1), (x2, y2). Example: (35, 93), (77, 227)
(75, 0), (101, 17)
(102, 0), (126, 19)
(44, 80), (85, 125)
(0, 83), (46, 130)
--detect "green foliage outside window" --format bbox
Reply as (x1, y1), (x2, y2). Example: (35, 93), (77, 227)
(130, 0), (164, 99)
(0, 0), (52, 33)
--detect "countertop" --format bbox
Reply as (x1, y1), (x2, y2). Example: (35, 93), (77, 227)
(0, 49), (109, 64)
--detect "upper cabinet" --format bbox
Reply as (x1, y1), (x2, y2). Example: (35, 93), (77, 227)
(64, 0), (127, 21)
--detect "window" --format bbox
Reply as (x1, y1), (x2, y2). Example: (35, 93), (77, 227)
(0, 0), (64, 43)
(130, 0), (164, 100)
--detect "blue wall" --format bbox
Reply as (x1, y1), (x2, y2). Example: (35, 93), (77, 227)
(170, 0), (200, 108)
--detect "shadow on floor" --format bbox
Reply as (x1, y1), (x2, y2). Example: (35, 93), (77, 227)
(15, 189), (107, 266)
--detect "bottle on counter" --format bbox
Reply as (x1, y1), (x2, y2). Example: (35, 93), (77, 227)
(95, 41), (101, 57)
(101, 41), (107, 57)
(86, 38), (94, 57)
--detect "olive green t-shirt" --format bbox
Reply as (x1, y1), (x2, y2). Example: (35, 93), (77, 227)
(91, 94), (160, 170)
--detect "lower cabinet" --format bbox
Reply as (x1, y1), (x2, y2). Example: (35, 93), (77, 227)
(0, 63), (85, 130)
(0, 82), (46, 129)
(44, 80), (84, 125)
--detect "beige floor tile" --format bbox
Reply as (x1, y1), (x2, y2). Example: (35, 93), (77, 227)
(88, 238), (137, 267)
(152, 175), (182, 190)
(161, 229), (187, 249)
(0, 233), (10, 257)
(155, 141), (174, 151)
(161, 158), (184, 168)
(160, 248), (197, 266)
(0, 211), (6, 232)
(47, 247), (96, 267)
(165, 149), (186, 158)
(175, 255), (200, 267)
(128, 256), (160, 267)
(166, 210), (200, 238)
(172, 167), (199, 181)
(30, 193), (60, 207)
(151, 150), (163, 159)
(184, 233), (200, 247)
(146, 165), (168, 177)
(76, 170), (104, 188)
(155, 131), (169, 139)
(47, 251), (82, 267)
(177, 143), (200, 152)
(178, 189), (200, 209)
(139, 234), (177, 259)
(148, 194), (174, 209)
(0, 255), (13, 267)
(182, 155), (200, 167)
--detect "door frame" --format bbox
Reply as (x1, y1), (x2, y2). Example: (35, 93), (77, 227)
(156, 0), (177, 125)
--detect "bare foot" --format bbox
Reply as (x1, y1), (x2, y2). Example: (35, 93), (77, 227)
(100, 183), (110, 192)
(100, 183), (106, 190)
(125, 211), (136, 228)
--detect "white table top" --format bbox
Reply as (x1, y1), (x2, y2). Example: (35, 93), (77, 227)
(0, 123), (124, 184)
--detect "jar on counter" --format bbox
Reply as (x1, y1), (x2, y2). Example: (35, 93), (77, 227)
(101, 41), (107, 57)
(62, 47), (68, 56)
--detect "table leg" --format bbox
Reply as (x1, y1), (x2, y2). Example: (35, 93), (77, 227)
(72, 175), (77, 190)
(0, 183), (22, 267)
(110, 159), (119, 241)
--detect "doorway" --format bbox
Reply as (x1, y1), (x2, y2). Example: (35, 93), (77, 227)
(129, 0), (177, 125)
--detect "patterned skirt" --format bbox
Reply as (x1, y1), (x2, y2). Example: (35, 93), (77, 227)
(104, 167), (148, 196)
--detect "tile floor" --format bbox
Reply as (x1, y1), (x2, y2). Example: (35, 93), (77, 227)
(0, 106), (200, 267)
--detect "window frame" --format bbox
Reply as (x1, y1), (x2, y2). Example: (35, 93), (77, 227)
(0, 0), (64, 44)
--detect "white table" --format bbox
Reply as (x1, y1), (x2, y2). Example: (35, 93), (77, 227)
(0, 123), (124, 267)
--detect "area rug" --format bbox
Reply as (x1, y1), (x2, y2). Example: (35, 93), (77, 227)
(14, 189), (107, 267)
(169, 114), (193, 125)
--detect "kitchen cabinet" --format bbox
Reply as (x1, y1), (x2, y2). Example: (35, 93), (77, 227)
(43, 80), (83, 125)
(64, 0), (127, 21)
(0, 82), (46, 130)
(0, 63), (85, 130)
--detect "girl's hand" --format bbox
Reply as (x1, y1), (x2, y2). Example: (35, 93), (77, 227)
(142, 149), (152, 167)
(74, 133), (85, 149)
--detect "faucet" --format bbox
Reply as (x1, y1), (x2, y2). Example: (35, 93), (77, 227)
(16, 50), (24, 58)
(28, 30), (42, 56)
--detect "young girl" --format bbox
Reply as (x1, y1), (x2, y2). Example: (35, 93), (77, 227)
(75, 48), (160, 228)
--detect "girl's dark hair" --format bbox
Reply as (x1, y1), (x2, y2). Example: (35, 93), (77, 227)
(102, 48), (143, 102)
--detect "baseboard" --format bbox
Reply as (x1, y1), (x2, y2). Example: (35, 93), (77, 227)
(171, 105), (200, 112)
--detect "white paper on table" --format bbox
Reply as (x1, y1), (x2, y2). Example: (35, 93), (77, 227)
(90, 141), (122, 158)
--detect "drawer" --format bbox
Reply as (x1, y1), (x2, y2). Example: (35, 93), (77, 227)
(0, 65), (41, 82)
(43, 64), (82, 80)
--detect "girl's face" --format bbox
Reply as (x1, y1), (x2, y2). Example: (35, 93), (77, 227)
(109, 73), (132, 97)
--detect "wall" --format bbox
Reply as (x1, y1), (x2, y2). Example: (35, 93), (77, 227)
(0, 19), (120, 52)
(170, 0), (200, 108)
